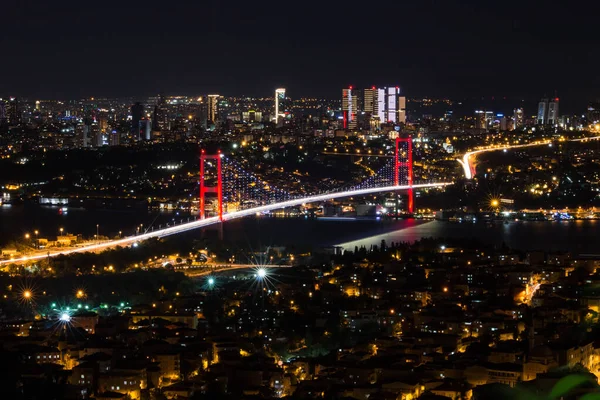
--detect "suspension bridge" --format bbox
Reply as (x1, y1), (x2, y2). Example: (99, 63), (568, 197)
(1, 137), (452, 265)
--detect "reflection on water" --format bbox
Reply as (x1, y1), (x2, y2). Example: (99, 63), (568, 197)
(338, 219), (600, 255)
(1, 204), (599, 255)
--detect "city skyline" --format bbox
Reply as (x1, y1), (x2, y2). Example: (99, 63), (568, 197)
(1, 0), (598, 106)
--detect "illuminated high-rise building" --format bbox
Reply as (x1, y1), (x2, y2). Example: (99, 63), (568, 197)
(130, 102), (144, 138)
(140, 119), (152, 140)
(363, 88), (376, 115)
(0, 101), (6, 125)
(398, 95), (406, 124)
(513, 108), (524, 129)
(342, 87), (360, 129)
(537, 98), (548, 125)
(537, 97), (559, 126)
(361, 87), (406, 127)
(588, 102), (600, 123)
(6, 97), (21, 125)
(547, 98), (559, 126)
(274, 88), (287, 123)
(152, 94), (167, 132)
(207, 94), (220, 124)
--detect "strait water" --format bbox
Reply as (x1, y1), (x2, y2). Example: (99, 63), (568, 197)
(1, 204), (599, 255)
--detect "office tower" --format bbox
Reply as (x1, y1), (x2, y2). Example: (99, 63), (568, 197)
(82, 125), (90, 148)
(384, 87), (399, 123)
(363, 88), (376, 115)
(109, 130), (120, 146)
(131, 102), (144, 139)
(7, 97), (20, 125)
(398, 95), (406, 124)
(98, 116), (108, 133)
(373, 87), (406, 125)
(198, 103), (208, 130)
(588, 103), (600, 123)
(537, 97), (559, 126)
(152, 94), (168, 132)
(537, 98), (549, 125)
(475, 110), (487, 130)
(207, 94), (220, 124)
(140, 119), (152, 140)
(275, 88), (287, 123)
(500, 116), (511, 131)
(342, 87), (360, 129)
(547, 98), (559, 126)
(90, 122), (103, 147)
(0, 101), (6, 125)
(82, 117), (93, 147)
(513, 108), (524, 129)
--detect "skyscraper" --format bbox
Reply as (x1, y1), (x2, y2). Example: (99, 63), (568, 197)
(131, 102), (144, 139)
(342, 87), (360, 130)
(547, 98), (559, 126)
(274, 88), (287, 123)
(398, 95), (407, 124)
(537, 99), (548, 125)
(0, 101), (6, 126)
(140, 119), (152, 140)
(6, 97), (20, 125)
(207, 94), (220, 124)
(152, 94), (167, 132)
(513, 108), (524, 130)
(361, 87), (406, 127)
(587, 103), (600, 123)
(537, 97), (559, 126)
(363, 88), (376, 115)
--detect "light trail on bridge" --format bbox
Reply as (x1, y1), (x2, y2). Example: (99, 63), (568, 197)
(0, 183), (451, 266)
(458, 135), (600, 179)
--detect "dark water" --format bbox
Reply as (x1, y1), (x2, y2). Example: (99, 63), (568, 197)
(1, 204), (599, 255)
(337, 219), (600, 255)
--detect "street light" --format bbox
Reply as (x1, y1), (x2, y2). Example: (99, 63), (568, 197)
(96, 224), (99, 243)
(59, 227), (64, 236)
(34, 230), (39, 249)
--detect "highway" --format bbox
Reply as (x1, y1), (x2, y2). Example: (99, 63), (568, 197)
(458, 135), (600, 179)
(0, 183), (451, 265)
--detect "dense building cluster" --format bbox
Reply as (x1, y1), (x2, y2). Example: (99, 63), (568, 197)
(2, 240), (600, 399)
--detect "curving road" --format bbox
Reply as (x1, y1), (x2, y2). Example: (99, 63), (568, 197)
(0, 183), (451, 266)
(457, 136), (600, 179)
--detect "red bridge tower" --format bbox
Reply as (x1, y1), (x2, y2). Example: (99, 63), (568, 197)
(394, 136), (414, 214)
(199, 150), (223, 221)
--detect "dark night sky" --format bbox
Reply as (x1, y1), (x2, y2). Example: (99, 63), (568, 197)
(1, 0), (598, 108)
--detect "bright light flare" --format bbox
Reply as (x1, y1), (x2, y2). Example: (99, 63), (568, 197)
(60, 313), (71, 322)
(257, 268), (267, 278)
(23, 290), (32, 299)
(208, 277), (215, 286)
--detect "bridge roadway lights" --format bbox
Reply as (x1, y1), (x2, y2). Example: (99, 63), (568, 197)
(0, 183), (451, 266)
